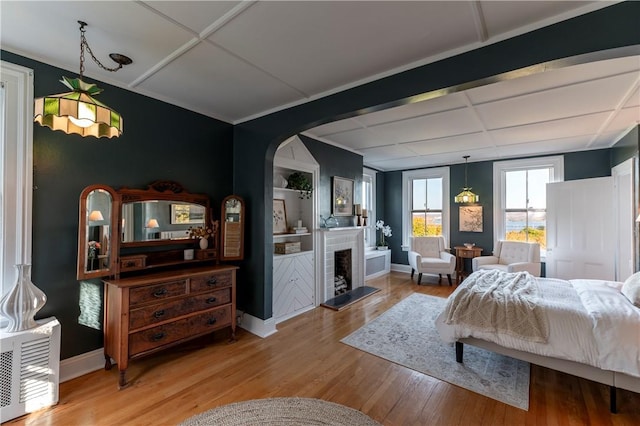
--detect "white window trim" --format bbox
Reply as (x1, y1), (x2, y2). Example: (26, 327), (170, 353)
(402, 167), (450, 250)
(1, 61), (34, 302)
(363, 167), (376, 249)
(493, 155), (564, 253)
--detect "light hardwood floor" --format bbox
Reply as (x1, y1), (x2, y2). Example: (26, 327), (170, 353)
(7, 271), (640, 425)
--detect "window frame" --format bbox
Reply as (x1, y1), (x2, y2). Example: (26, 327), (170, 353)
(493, 156), (564, 256)
(362, 168), (376, 248)
(402, 167), (450, 250)
(1, 61), (34, 301)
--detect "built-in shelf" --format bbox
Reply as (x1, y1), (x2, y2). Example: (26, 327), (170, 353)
(274, 232), (312, 238)
(274, 250), (314, 258)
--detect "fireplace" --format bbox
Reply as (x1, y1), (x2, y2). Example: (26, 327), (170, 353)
(320, 228), (364, 302)
(334, 249), (352, 295)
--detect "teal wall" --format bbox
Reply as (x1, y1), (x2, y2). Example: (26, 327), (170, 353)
(1, 50), (234, 359)
(2, 2), (639, 359)
(233, 1), (640, 320)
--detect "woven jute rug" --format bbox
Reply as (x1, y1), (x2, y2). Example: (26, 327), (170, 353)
(179, 397), (381, 426)
(341, 293), (530, 410)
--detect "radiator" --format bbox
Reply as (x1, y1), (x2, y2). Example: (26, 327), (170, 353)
(0, 317), (61, 422)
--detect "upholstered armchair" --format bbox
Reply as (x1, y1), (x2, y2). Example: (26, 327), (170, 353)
(408, 236), (456, 286)
(471, 240), (541, 276)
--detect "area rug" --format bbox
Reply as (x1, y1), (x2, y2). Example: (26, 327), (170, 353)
(341, 293), (530, 410)
(179, 397), (381, 425)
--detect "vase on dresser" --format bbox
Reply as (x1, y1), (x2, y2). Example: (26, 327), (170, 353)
(199, 237), (209, 250)
(0, 264), (47, 332)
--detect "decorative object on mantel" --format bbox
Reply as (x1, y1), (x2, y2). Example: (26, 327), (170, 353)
(454, 155), (480, 203)
(320, 214), (338, 228)
(0, 264), (47, 332)
(332, 176), (354, 216)
(376, 220), (392, 250)
(34, 20), (132, 139)
(362, 208), (368, 226)
(287, 172), (313, 199)
(354, 203), (362, 226)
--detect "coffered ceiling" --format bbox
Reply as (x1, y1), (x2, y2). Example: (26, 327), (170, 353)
(1, 1), (638, 170)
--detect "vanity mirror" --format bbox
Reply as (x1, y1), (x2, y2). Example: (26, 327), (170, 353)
(220, 195), (245, 261)
(77, 181), (216, 279)
(77, 184), (120, 279)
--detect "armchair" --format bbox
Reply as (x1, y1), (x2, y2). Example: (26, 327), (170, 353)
(471, 240), (541, 276)
(408, 236), (456, 286)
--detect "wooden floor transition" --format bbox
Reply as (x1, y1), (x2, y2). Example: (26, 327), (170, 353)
(7, 271), (640, 425)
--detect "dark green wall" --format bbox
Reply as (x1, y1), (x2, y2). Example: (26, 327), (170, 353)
(299, 135), (363, 227)
(1, 50), (234, 359)
(233, 1), (640, 320)
(612, 125), (639, 166)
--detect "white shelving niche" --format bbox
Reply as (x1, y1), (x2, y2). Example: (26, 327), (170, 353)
(272, 136), (319, 324)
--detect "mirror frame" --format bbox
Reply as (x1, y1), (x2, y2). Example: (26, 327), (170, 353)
(119, 181), (211, 248)
(220, 195), (245, 261)
(77, 184), (120, 280)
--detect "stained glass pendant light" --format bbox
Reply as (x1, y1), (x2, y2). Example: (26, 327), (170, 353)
(34, 21), (132, 138)
(454, 155), (479, 203)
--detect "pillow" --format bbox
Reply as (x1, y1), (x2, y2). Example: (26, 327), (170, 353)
(621, 271), (640, 308)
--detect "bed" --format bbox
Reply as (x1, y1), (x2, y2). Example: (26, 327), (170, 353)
(435, 269), (640, 413)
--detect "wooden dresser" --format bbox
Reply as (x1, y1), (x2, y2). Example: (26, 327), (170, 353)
(103, 264), (237, 387)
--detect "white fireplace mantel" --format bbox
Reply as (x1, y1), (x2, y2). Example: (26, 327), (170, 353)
(320, 227), (365, 303)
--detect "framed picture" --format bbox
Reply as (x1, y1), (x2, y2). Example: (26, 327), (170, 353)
(332, 176), (354, 216)
(273, 199), (288, 234)
(459, 205), (483, 232)
(170, 203), (205, 224)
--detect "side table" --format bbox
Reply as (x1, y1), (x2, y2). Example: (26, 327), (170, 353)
(453, 246), (483, 284)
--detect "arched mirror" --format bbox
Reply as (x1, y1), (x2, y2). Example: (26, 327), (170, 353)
(220, 195), (244, 261)
(77, 184), (120, 279)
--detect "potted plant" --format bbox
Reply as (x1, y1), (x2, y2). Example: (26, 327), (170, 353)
(376, 220), (392, 250)
(287, 172), (313, 199)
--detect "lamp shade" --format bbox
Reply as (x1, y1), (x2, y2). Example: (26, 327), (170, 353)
(88, 210), (104, 221)
(454, 188), (479, 204)
(146, 219), (159, 228)
(34, 77), (122, 138)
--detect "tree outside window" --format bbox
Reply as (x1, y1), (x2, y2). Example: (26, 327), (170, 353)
(411, 177), (443, 236)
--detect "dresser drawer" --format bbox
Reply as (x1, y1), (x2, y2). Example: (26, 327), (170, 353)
(129, 305), (232, 356)
(129, 288), (231, 330)
(129, 280), (187, 307)
(120, 255), (146, 271)
(190, 270), (232, 292)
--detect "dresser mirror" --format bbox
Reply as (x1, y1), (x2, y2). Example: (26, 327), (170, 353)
(77, 181), (215, 280)
(220, 195), (245, 261)
(77, 184), (120, 279)
(119, 181), (210, 248)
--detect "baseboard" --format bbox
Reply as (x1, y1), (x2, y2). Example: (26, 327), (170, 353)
(391, 263), (411, 273)
(59, 348), (106, 383)
(237, 311), (277, 338)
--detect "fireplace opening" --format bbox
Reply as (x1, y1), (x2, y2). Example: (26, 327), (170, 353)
(334, 249), (352, 296)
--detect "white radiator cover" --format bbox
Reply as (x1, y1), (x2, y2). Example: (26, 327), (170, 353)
(1, 317), (60, 422)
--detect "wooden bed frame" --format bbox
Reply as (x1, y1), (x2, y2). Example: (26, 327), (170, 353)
(456, 338), (640, 413)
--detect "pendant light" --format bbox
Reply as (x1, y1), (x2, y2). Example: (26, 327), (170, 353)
(454, 155), (479, 203)
(34, 21), (132, 138)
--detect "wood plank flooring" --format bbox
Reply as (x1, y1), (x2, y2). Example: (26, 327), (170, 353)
(7, 271), (640, 425)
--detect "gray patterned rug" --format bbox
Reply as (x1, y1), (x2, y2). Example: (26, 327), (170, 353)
(341, 293), (530, 410)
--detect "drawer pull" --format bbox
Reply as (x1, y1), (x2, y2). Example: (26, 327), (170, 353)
(153, 288), (168, 297)
(207, 278), (217, 286)
(125, 261), (136, 267)
(206, 297), (217, 304)
(207, 318), (217, 325)
(152, 332), (166, 341)
(153, 310), (165, 318)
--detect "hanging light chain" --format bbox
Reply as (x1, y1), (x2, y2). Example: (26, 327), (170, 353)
(78, 20), (123, 80)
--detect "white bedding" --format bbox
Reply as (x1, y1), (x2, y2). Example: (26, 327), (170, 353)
(436, 275), (640, 378)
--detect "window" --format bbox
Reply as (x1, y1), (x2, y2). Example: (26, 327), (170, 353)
(493, 156), (564, 255)
(1, 61), (33, 302)
(362, 168), (375, 247)
(402, 167), (450, 249)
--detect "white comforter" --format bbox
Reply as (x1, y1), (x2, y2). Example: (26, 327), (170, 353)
(436, 276), (640, 378)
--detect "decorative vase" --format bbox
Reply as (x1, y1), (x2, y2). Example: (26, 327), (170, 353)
(199, 237), (209, 250)
(0, 264), (47, 332)
(377, 246), (388, 251)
